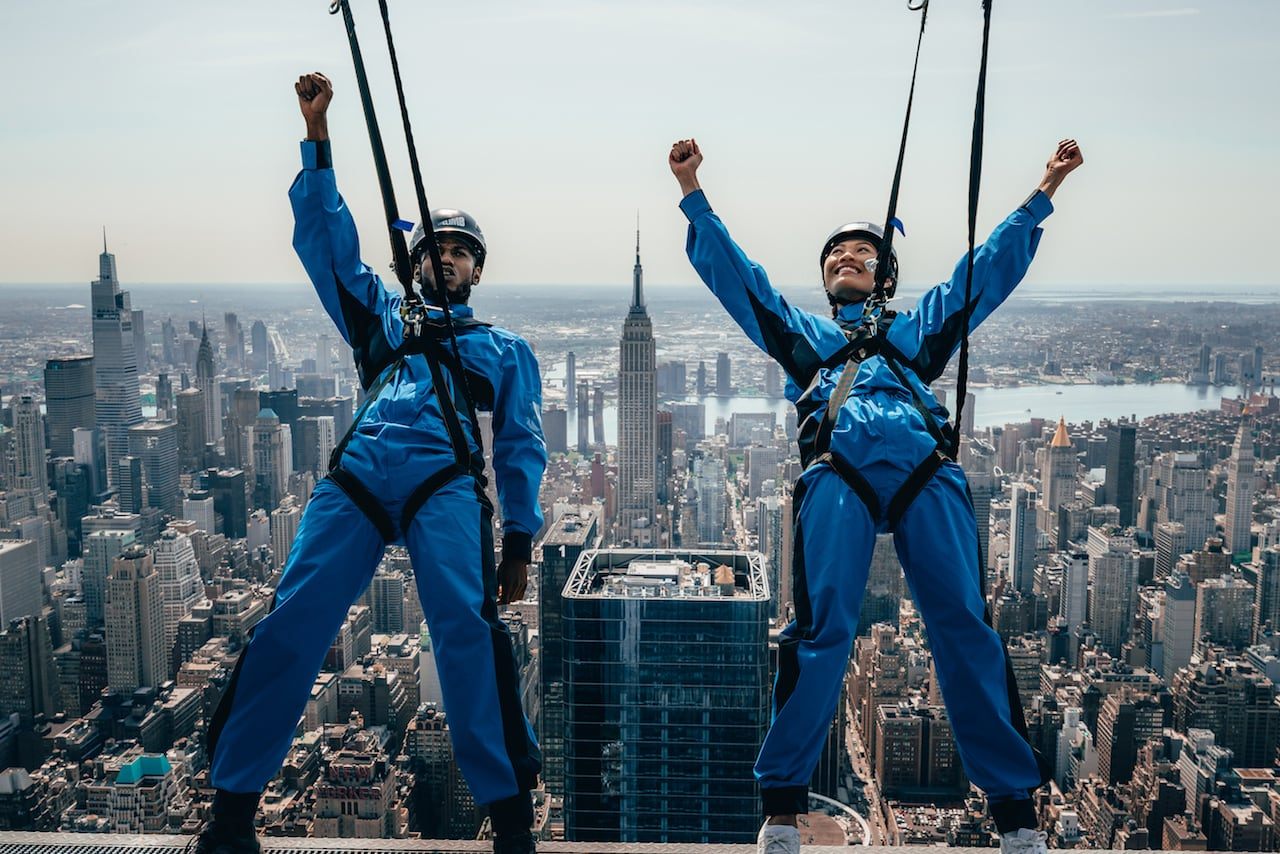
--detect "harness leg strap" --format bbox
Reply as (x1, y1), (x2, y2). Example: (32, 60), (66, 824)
(818, 452), (883, 524)
(328, 468), (397, 543)
(886, 449), (948, 530)
(400, 463), (469, 534)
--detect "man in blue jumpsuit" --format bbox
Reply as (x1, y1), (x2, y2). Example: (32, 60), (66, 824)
(196, 73), (545, 854)
(668, 138), (1083, 854)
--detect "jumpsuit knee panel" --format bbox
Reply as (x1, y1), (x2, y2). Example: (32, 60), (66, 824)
(892, 462), (1041, 800)
(210, 479), (386, 793)
(755, 465), (876, 796)
(404, 476), (540, 806)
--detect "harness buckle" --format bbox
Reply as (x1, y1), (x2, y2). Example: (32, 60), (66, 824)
(401, 301), (427, 339)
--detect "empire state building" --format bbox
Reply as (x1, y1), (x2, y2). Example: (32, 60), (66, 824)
(617, 222), (657, 545)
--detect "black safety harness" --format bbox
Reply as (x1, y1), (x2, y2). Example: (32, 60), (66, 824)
(803, 310), (957, 530)
(325, 0), (492, 542)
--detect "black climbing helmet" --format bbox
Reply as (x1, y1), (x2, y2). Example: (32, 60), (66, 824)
(411, 209), (487, 268)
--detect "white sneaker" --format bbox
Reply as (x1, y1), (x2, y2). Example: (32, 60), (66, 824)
(1000, 828), (1049, 854)
(758, 822), (801, 854)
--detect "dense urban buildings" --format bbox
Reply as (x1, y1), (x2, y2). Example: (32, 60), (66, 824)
(1, 237), (1279, 848)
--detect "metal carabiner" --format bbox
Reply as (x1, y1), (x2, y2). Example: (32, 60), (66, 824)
(328, 0), (342, 15)
(907, 0), (928, 11)
(400, 299), (427, 339)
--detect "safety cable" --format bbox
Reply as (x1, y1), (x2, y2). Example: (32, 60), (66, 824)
(871, 0), (929, 307)
(950, 0), (992, 458)
(373, 0), (486, 458)
(328, 0), (415, 299)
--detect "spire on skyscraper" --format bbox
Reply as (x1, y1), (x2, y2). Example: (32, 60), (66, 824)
(631, 212), (645, 310)
(1051, 416), (1071, 448)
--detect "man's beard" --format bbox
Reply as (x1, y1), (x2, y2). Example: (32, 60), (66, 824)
(416, 276), (472, 305)
(446, 280), (472, 304)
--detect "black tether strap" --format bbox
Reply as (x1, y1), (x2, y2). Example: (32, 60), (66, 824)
(374, 0), (485, 456)
(329, 0), (414, 296)
(872, 0), (929, 303)
(950, 0), (993, 456)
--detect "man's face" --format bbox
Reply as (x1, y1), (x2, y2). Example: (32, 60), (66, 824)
(418, 237), (481, 297)
(823, 238), (878, 301)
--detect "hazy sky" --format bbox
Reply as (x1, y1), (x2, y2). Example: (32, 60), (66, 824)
(3, 1), (1277, 292)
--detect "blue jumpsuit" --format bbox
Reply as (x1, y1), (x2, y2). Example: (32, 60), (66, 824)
(680, 188), (1053, 817)
(208, 139), (545, 810)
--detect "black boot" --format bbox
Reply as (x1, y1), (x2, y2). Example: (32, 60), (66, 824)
(492, 830), (536, 854)
(193, 790), (262, 854)
(192, 826), (260, 854)
(490, 791), (536, 853)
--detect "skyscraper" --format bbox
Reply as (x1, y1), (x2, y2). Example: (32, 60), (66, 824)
(538, 508), (600, 796)
(1009, 483), (1038, 595)
(1154, 452), (1213, 549)
(82, 526), (137, 627)
(1224, 420), (1255, 559)
(90, 234), (143, 480)
(715, 352), (731, 395)
(1104, 423), (1136, 527)
(206, 468), (248, 539)
(127, 421), (181, 517)
(1055, 550), (1089, 662)
(251, 409), (292, 510)
(175, 387), (207, 470)
(43, 355), (95, 458)
(1087, 526), (1141, 655)
(116, 455), (144, 514)
(566, 351), (577, 411)
(195, 322), (223, 443)
(542, 405), (569, 455)
(153, 528), (201, 670)
(575, 380), (590, 454)
(105, 545), (167, 691)
(224, 311), (244, 370)
(0, 541), (42, 626)
(1253, 547), (1280, 642)
(1096, 691), (1163, 784)
(1040, 417), (1077, 542)
(293, 415), (336, 475)
(694, 454), (727, 545)
(616, 224), (660, 545)
(250, 320), (269, 372)
(1160, 570), (1197, 681)
(5, 395), (48, 499)
(562, 549), (769, 843)
(271, 496), (301, 570)
(1194, 574), (1254, 653)
(962, 438), (997, 570)
(0, 613), (61, 725)
(73, 426), (108, 498)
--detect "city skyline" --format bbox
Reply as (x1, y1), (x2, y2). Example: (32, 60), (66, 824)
(0, 202), (1278, 847)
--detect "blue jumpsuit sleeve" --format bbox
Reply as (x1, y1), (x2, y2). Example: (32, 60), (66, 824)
(681, 190), (827, 383)
(887, 190), (1054, 384)
(289, 139), (398, 347)
(491, 337), (546, 562)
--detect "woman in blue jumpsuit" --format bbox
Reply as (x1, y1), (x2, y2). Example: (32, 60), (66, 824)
(198, 73), (544, 854)
(668, 138), (1083, 854)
